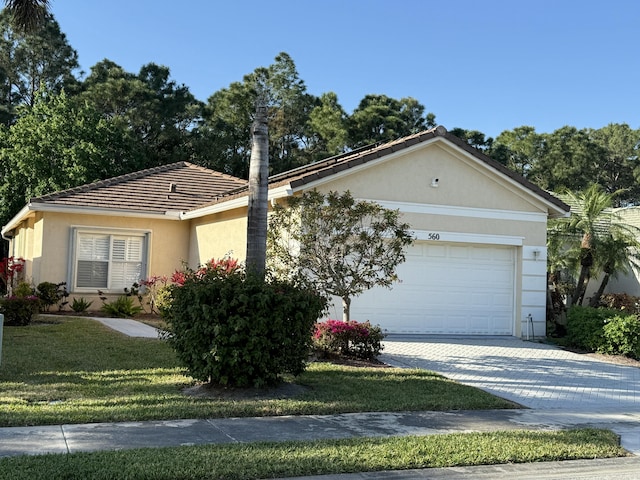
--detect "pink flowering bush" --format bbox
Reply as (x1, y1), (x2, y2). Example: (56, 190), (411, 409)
(0, 295), (40, 326)
(170, 258), (239, 286)
(163, 259), (327, 388)
(313, 319), (385, 360)
(0, 256), (25, 294)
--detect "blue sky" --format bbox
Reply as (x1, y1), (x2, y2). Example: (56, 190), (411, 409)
(50, 0), (639, 139)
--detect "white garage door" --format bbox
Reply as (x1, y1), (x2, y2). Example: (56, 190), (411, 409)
(348, 242), (515, 335)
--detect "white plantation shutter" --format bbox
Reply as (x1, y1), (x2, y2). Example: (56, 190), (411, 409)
(74, 231), (147, 291)
(110, 237), (144, 289)
(76, 234), (110, 288)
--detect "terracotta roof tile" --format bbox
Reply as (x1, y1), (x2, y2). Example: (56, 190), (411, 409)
(31, 162), (247, 214)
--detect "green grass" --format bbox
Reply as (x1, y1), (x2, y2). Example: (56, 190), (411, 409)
(0, 316), (516, 427)
(0, 316), (629, 477)
(0, 429), (627, 480)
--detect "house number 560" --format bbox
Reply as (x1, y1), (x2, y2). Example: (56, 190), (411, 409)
(427, 233), (440, 240)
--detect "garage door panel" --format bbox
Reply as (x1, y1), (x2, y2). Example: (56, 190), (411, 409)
(425, 244), (446, 257)
(348, 242), (515, 335)
(493, 293), (513, 307)
(449, 247), (469, 259)
(470, 293), (490, 307)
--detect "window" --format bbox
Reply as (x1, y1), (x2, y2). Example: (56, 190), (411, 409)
(73, 230), (148, 291)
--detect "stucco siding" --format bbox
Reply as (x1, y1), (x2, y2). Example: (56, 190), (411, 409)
(9, 215), (37, 285)
(188, 208), (248, 267)
(314, 143), (550, 214)
(35, 212), (190, 288)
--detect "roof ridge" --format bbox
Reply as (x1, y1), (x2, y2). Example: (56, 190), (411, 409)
(189, 127), (445, 210)
(182, 162), (247, 183)
(268, 126), (443, 184)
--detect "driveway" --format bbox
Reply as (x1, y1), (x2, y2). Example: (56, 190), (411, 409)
(380, 335), (640, 411)
(381, 335), (640, 455)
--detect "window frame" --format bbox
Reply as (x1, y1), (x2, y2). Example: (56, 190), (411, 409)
(69, 227), (150, 293)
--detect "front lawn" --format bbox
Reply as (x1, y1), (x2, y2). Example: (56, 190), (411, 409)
(0, 429), (627, 480)
(0, 316), (629, 478)
(0, 316), (516, 427)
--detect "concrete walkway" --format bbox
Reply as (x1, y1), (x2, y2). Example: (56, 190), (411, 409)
(92, 317), (162, 338)
(3, 323), (640, 479)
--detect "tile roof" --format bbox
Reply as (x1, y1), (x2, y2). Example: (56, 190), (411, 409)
(30, 162), (247, 214)
(196, 126), (570, 214)
(270, 126), (569, 213)
(26, 127), (569, 217)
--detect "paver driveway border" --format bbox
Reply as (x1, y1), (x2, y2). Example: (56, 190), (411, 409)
(380, 335), (640, 411)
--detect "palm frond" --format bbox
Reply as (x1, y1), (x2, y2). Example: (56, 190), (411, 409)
(4, 0), (49, 33)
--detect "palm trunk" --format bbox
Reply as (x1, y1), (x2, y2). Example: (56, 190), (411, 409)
(589, 273), (610, 308)
(245, 105), (269, 275)
(571, 247), (593, 306)
(589, 261), (614, 308)
(571, 264), (590, 306)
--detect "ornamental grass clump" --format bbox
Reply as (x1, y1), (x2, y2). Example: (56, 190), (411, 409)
(163, 258), (327, 388)
(313, 319), (385, 360)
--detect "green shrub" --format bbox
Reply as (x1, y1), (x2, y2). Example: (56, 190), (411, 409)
(602, 314), (640, 359)
(36, 281), (69, 311)
(164, 260), (327, 388)
(0, 295), (41, 326)
(71, 297), (93, 313)
(13, 281), (34, 298)
(313, 319), (386, 360)
(101, 295), (143, 318)
(566, 306), (619, 351)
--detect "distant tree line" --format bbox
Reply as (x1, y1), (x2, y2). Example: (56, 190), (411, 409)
(0, 11), (639, 229)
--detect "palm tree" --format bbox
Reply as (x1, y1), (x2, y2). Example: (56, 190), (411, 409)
(245, 102), (269, 275)
(551, 184), (639, 307)
(588, 231), (640, 307)
(562, 185), (614, 305)
(3, 0), (49, 33)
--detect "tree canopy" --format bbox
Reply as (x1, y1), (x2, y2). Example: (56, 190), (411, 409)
(0, 89), (139, 223)
(0, 8), (639, 231)
(0, 10), (78, 124)
(547, 184), (640, 311)
(267, 190), (414, 321)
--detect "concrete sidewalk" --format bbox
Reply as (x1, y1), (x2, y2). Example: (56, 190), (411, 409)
(3, 408), (640, 457)
(279, 457), (640, 479)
